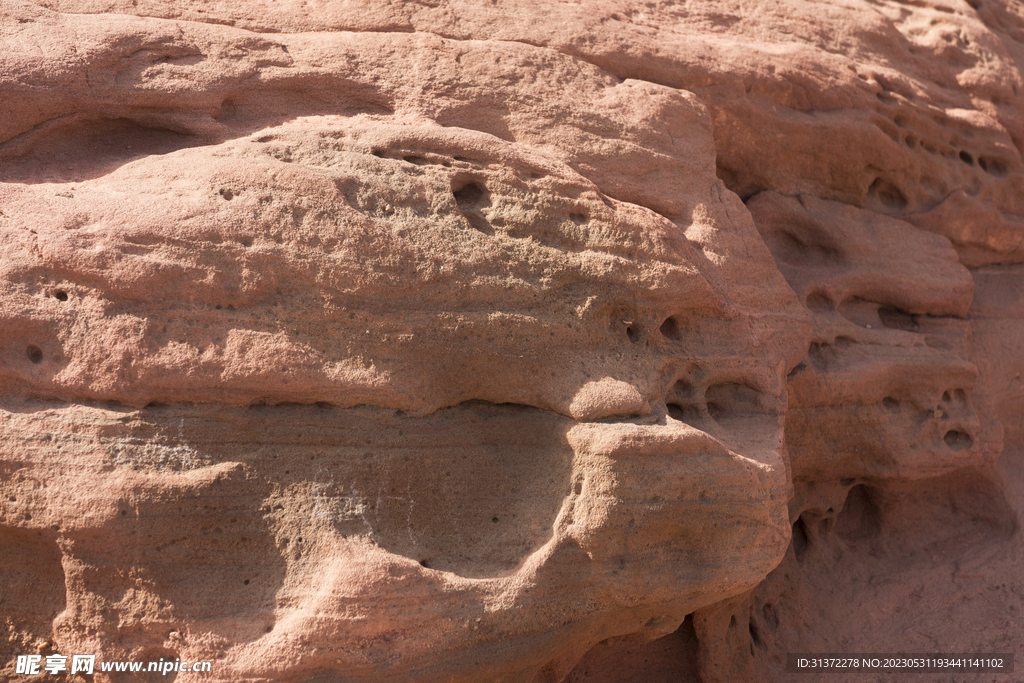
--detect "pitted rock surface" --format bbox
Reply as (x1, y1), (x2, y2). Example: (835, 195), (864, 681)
(1, 1), (1022, 682)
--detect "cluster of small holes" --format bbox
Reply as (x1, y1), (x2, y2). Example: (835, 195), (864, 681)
(875, 94), (1014, 179)
(938, 389), (973, 450)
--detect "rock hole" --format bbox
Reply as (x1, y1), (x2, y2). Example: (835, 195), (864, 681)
(904, 135), (917, 149)
(666, 377), (710, 429)
(834, 484), (882, 542)
(882, 397), (899, 411)
(452, 180), (492, 234)
(704, 383), (761, 421)
(26, 345), (43, 364)
(773, 230), (842, 265)
(942, 390), (951, 402)
(265, 625), (273, 633)
(838, 297), (882, 328)
(403, 155), (427, 165)
(878, 306), (918, 331)
(944, 430), (973, 450)
(660, 316), (682, 340)
(121, 510), (128, 516)
(53, 290), (68, 301)
(955, 388), (967, 401)
(729, 615), (737, 629)
(840, 477), (855, 486)
(867, 177), (907, 211)
(762, 603), (780, 630)
(453, 181), (485, 208)
(419, 559), (430, 568)
(371, 149), (384, 158)
(805, 291), (833, 311)
(492, 517), (499, 523)
(978, 156), (1008, 177)
(787, 362), (807, 379)
(243, 579), (250, 585)
(959, 151), (974, 165)
(667, 402), (702, 425)
(219, 188), (234, 200)
(749, 621), (764, 649)
(792, 517), (810, 560)
(569, 212), (588, 224)
(574, 481), (582, 495)
(625, 326), (639, 343)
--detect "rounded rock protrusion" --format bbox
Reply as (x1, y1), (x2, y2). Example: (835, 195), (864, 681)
(568, 379), (651, 421)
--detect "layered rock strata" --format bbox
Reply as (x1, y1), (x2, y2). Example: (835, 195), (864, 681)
(1, 0), (1022, 682)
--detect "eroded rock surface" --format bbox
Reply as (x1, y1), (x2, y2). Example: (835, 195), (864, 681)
(1, 0), (1022, 682)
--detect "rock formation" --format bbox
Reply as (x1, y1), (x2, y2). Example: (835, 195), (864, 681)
(0, 0), (1021, 681)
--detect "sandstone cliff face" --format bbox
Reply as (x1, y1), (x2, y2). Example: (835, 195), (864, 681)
(1, 1), (1021, 682)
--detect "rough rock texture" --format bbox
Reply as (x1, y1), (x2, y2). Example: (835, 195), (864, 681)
(0, 0), (1022, 682)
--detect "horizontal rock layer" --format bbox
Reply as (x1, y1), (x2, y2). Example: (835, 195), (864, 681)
(1, 0), (1022, 682)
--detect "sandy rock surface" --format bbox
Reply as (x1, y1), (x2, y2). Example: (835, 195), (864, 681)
(1, 0), (1022, 681)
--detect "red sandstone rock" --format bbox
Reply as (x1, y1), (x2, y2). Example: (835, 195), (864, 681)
(1, 1), (1022, 682)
